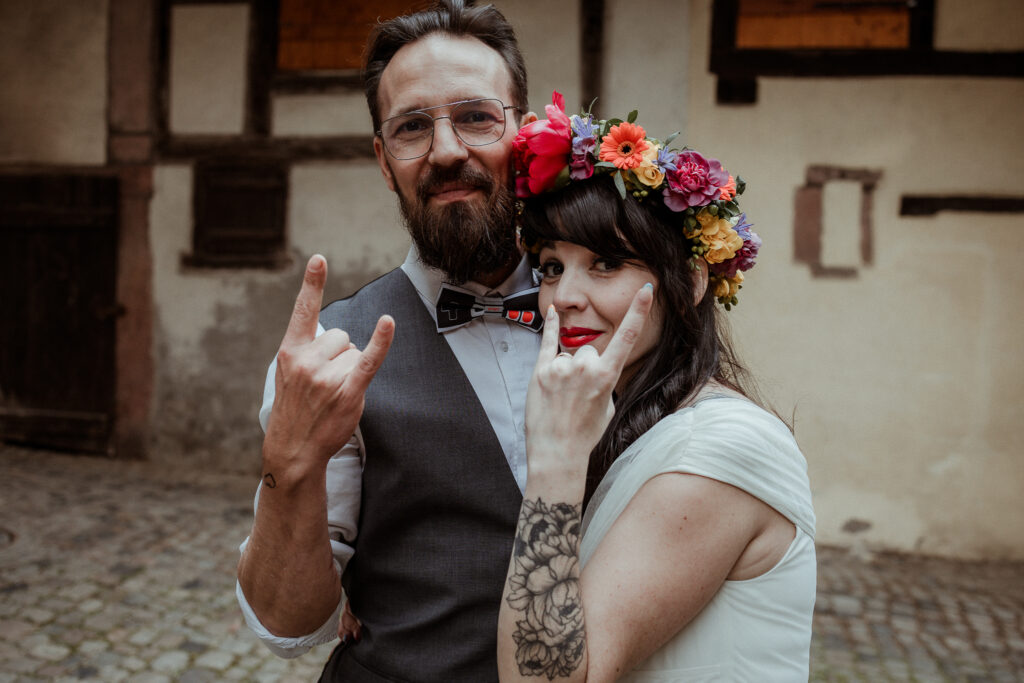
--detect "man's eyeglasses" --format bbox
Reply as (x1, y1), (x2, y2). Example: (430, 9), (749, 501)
(377, 98), (520, 161)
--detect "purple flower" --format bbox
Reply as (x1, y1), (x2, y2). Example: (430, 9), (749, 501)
(710, 214), (761, 278)
(733, 213), (754, 240)
(663, 151), (730, 211)
(570, 114), (599, 150)
(656, 147), (678, 174)
(569, 115), (598, 180)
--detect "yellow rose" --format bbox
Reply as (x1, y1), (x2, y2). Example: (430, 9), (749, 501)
(633, 143), (664, 187)
(696, 209), (717, 228)
(634, 162), (665, 188)
(700, 219), (743, 264)
(642, 143), (660, 164)
(712, 272), (743, 300)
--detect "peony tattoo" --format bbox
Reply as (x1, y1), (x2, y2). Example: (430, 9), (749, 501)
(506, 498), (585, 679)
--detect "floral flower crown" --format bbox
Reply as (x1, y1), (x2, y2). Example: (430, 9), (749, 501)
(513, 92), (761, 309)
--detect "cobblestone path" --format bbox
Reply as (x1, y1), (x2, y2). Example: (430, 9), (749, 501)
(1, 446), (1022, 682)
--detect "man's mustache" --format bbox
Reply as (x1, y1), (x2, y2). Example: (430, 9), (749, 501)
(416, 166), (494, 203)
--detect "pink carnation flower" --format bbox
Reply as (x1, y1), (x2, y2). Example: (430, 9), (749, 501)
(663, 151), (730, 211)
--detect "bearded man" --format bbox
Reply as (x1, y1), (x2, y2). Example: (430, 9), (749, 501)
(236, 1), (541, 681)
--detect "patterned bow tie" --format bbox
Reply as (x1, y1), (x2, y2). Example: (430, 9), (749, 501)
(435, 284), (543, 333)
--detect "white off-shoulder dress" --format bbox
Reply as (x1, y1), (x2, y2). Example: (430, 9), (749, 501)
(579, 396), (817, 682)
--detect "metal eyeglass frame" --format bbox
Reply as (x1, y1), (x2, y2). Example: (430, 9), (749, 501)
(376, 98), (521, 160)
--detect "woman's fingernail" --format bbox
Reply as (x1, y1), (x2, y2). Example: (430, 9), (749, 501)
(643, 282), (653, 290)
(547, 305), (556, 319)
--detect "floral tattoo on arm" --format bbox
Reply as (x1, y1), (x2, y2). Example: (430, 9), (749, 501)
(506, 498), (585, 679)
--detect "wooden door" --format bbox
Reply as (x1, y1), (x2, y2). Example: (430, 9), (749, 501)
(0, 174), (119, 454)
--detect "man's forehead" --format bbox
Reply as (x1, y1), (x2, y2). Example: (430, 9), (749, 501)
(377, 34), (513, 117)
(386, 94), (500, 116)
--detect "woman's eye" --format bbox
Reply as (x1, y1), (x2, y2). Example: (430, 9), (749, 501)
(537, 261), (563, 279)
(593, 257), (623, 272)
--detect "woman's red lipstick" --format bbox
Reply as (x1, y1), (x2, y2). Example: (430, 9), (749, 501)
(560, 327), (601, 348)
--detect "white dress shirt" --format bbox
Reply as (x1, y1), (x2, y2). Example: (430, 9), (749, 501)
(237, 247), (540, 657)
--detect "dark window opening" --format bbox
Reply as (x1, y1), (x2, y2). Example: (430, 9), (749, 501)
(184, 160), (289, 269)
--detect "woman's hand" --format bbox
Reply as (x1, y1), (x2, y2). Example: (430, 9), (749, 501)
(525, 285), (654, 480)
(501, 285), (653, 682)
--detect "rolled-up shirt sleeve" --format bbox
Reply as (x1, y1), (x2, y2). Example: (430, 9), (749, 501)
(236, 337), (363, 656)
(235, 538), (345, 658)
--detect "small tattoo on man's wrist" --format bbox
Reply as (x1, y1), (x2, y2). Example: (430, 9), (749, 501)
(262, 473), (277, 489)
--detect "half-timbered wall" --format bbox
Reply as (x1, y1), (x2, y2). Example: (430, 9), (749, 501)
(0, 0), (1021, 560)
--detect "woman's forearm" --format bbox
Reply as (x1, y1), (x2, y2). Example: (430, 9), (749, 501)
(498, 471), (589, 682)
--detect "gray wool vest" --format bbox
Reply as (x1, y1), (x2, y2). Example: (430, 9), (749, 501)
(317, 268), (523, 682)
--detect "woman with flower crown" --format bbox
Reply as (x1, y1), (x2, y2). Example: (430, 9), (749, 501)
(497, 93), (816, 681)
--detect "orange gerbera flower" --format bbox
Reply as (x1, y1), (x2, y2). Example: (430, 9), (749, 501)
(599, 122), (649, 169)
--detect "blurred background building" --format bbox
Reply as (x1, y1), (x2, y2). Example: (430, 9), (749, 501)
(1, 0), (1021, 561)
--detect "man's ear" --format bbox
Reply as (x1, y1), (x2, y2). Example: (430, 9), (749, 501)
(373, 136), (396, 193)
(519, 110), (538, 127)
(692, 258), (710, 307)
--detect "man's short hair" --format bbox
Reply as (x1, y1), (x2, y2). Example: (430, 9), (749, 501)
(362, 0), (528, 132)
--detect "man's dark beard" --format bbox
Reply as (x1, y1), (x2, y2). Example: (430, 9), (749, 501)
(397, 164), (519, 285)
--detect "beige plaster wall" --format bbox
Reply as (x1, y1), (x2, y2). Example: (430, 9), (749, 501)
(148, 161), (406, 469)
(682, 0), (1024, 560)
(493, 1), (581, 114)
(0, 0), (108, 164)
(272, 93), (374, 137)
(934, 0), (1024, 51)
(169, 4), (249, 135)
(602, 0), (691, 138)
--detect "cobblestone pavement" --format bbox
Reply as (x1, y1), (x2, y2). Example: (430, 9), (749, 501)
(1, 445), (1022, 682)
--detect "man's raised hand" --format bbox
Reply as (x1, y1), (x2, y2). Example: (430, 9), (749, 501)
(263, 255), (394, 475)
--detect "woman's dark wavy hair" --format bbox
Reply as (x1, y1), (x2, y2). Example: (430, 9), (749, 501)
(520, 178), (769, 505)
(362, 0), (528, 132)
